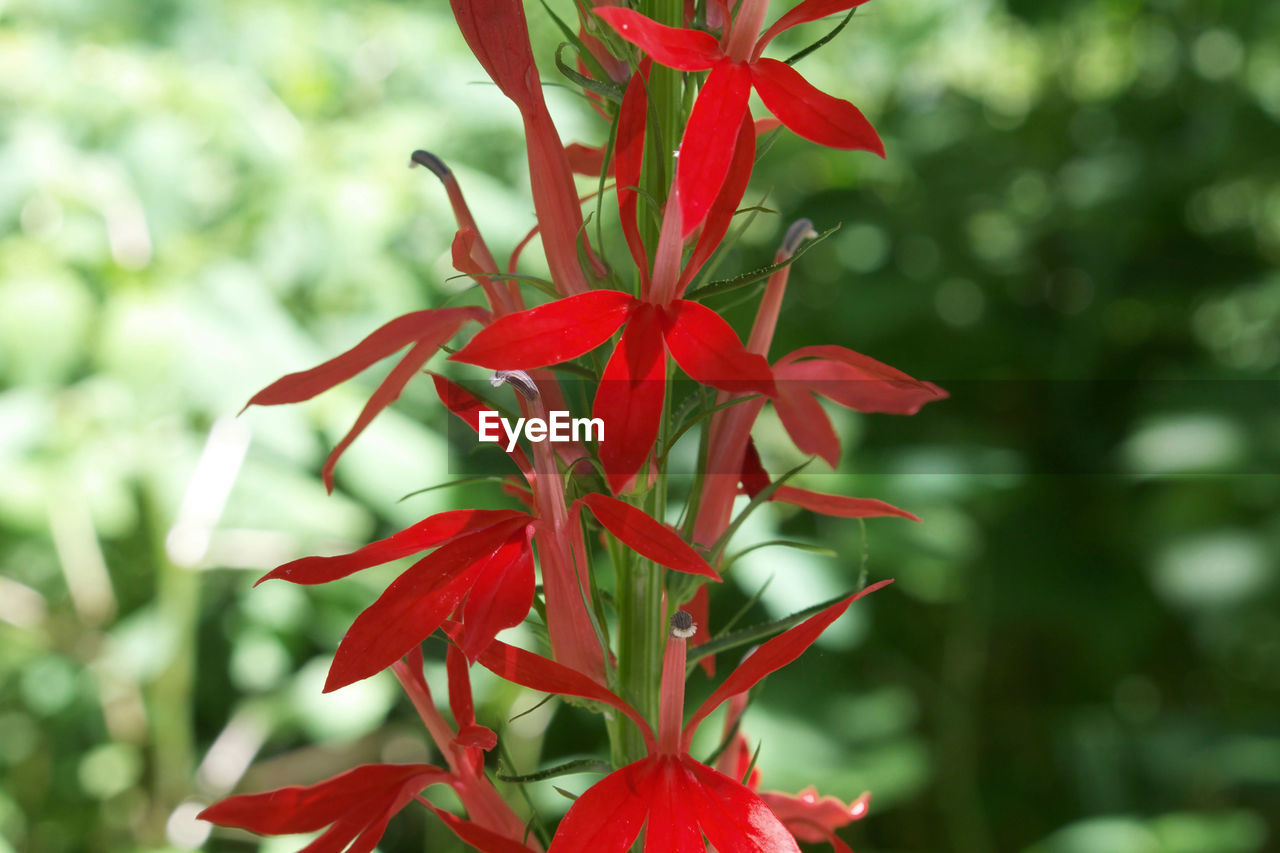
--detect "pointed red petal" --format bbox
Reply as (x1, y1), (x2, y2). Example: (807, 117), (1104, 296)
(616, 64), (651, 288)
(431, 373), (533, 479)
(324, 523), (528, 692)
(580, 494), (719, 580)
(643, 757), (705, 853)
(685, 580), (894, 740)
(319, 322), (454, 492)
(459, 532), (535, 660)
(547, 759), (656, 853)
(776, 345), (947, 414)
(445, 646), (497, 752)
(469, 636), (656, 750)
(755, 0), (874, 55)
(450, 291), (636, 369)
(773, 486), (920, 521)
(427, 804), (540, 853)
(661, 300), (775, 397)
(750, 57), (883, 155)
(677, 61), (753, 235)
(774, 383), (842, 467)
(680, 112), (756, 292)
(593, 303), (667, 493)
(242, 308), (485, 411)
(197, 764), (446, 836)
(258, 509), (528, 586)
(593, 7), (721, 71)
(685, 758), (801, 853)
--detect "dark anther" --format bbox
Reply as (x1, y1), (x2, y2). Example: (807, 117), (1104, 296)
(670, 610), (696, 638)
(490, 370), (539, 401)
(409, 150), (451, 179)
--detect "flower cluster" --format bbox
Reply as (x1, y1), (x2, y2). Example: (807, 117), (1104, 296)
(200, 0), (945, 850)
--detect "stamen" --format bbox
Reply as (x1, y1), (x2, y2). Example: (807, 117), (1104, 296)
(409, 149), (451, 179)
(781, 218), (818, 258)
(489, 370), (539, 401)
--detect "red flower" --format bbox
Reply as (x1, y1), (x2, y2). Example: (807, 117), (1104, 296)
(462, 581), (892, 851)
(198, 763), (450, 853)
(595, 0), (883, 232)
(450, 289), (773, 492)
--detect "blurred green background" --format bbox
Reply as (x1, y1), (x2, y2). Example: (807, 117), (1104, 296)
(2, 0), (1277, 851)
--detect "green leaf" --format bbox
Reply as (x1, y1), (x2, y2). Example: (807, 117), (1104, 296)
(687, 588), (858, 666)
(498, 758), (613, 784)
(720, 539), (838, 571)
(555, 44), (625, 103)
(786, 7), (860, 66)
(688, 223), (841, 301)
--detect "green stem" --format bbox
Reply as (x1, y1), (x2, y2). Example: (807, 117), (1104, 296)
(639, 0), (683, 252)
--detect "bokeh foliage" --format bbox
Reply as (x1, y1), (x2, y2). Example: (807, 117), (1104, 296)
(1, 0), (1277, 851)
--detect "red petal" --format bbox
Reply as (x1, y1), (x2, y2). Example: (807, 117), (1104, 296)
(470, 636), (656, 751)
(445, 645), (498, 752)
(547, 759), (656, 853)
(661, 300), (775, 397)
(643, 757), (704, 853)
(428, 804), (540, 853)
(593, 7), (721, 71)
(319, 320), (457, 492)
(198, 764), (446, 836)
(685, 758), (801, 853)
(776, 345), (947, 414)
(758, 787), (870, 846)
(739, 438), (771, 499)
(258, 509), (528, 586)
(593, 303), (667, 493)
(242, 308), (485, 411)
(680, 113), (756, 292)
(750, 57), (883, 154)
(755, 0), (874, 55)
(449, 0), (539, 104)
(685, 580), (894, 741)
(431, 374), (533, 479)
(616, 64), (651, 288)
(459, 531), (535, 660)
(774, 383), (842, 467)
(324, 523), (528, 692)
(566, 142), (609, 177)
(452, 227), (494, 279)
(677, 61), (753, 235)
(450, 291), (636, 369)
(580, 494), (720, 580)
(773, 486), (920, 521)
